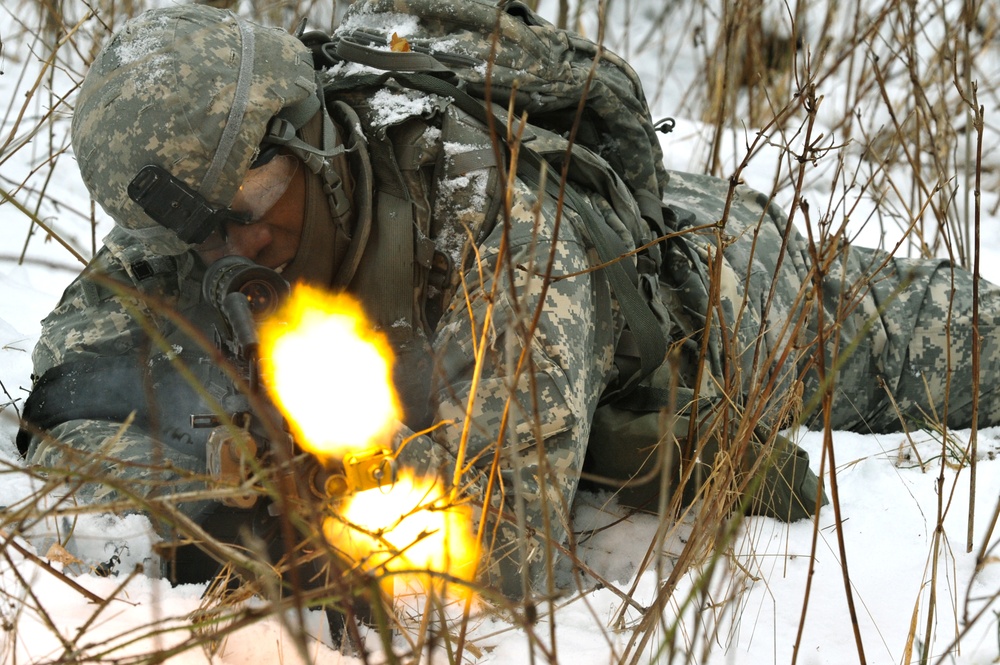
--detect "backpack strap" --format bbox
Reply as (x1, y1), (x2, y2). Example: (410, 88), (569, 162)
(324, 70), (667, 392)
(521, 156), (667, 399)
(385, 72), (668, 395)
(328, 100), (375, 288)
(347, 128), (417, 344)
(426, 106), (505, 328)
(334, 33), (457, 74)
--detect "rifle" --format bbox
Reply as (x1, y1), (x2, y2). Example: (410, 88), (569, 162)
(197, 255), (398, 507)
(195, 255), (294, 509)
(197, 255), (394, 645)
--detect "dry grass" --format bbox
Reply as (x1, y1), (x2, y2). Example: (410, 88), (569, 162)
(1, 0), (999, 663)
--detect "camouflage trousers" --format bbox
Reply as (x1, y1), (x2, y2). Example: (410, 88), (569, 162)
(584, 171), (1000, 544)
(661, 171), (1000, 434)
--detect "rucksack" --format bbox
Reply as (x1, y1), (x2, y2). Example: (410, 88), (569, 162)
(326, 0), (670, 222)
(306, 0), (673, 400)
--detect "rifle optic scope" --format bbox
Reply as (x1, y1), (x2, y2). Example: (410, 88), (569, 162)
(203, 255), (290, 321)
(203, 256), (290, 360)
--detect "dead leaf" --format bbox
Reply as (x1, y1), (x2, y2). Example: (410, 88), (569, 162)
(45, 542), (83, 567)
(390, 32), (411, 53)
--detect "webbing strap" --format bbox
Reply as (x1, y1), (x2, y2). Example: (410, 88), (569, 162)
(531, 157), (667, 396)
(446, 147), (496, 176)
(367, 189), (415, 338)
(323, 69), (667, 388)
(346, 126), (417, 342)
(386, 71), (667, 391)
(336, 36), (453, 73)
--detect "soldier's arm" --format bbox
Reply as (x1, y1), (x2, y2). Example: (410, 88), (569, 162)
(396, 178), (621, 596)
(22, 241), (214, 523)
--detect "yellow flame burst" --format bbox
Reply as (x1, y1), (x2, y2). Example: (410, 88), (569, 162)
(258, 285), (479, 591)
(324, 470), (478, 588)
(258, 284), (401, 459)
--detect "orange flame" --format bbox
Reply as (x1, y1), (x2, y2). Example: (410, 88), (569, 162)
(258, 285), (400, 459)
(324, 470), (478, 588)
(258, 285), (479, 591)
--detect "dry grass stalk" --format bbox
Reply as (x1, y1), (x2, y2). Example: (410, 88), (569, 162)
(1, 0), (999, 662)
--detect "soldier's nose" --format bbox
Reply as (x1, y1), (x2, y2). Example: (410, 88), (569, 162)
(224, 222), (274, 263)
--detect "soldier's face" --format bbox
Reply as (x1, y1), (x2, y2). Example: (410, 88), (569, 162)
(196, 155), (306, 270)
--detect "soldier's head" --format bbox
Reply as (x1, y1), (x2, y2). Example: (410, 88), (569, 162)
(72, 4), (350, 275)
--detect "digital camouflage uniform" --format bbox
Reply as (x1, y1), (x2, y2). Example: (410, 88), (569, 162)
(20, 4), (1000, 598)
(661, 172), (1000, 433)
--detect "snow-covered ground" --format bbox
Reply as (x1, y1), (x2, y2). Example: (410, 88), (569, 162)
(1, 0), (999, 663)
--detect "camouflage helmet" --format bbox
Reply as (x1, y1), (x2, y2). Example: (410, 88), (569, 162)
(72, 4), (318, 255)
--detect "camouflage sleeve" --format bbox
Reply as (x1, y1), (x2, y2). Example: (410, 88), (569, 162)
(24, 233), (212, 528)
(31, 250), (157, 378)
(31, 228), (201, 376)
(397, 177), (624, 597)
(29, 420), (213, 520)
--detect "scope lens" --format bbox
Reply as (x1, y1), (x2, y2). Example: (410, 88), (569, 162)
(240, 279), (282, 319)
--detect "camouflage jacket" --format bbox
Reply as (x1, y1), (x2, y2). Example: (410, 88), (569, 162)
(22, 85), (634, 596)
(28, 76), (1000, 596)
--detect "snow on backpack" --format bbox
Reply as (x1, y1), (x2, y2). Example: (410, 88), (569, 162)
(304, 0), (673, 400)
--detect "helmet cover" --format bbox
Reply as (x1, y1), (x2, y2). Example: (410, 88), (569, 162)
(72, 4), (317, 255)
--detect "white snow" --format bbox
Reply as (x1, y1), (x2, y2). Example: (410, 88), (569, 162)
(369, 87), (447, 128)
(336, 9), (420, 40)
(1, 0), (998, 663)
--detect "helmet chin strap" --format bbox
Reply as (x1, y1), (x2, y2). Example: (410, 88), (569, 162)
(276, 85), (368, 288)
(259, 75), (352, 221)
